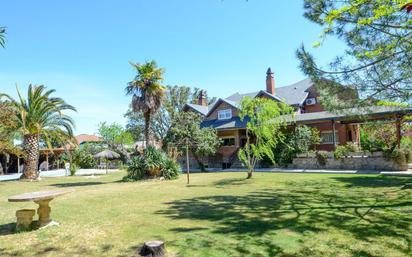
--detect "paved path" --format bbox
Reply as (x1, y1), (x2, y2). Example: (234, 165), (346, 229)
(0, 169), (120, 182)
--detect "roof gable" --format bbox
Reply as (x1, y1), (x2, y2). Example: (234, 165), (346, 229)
(205, 98), (239, 117)
(255, 90), (283, 102)
(183, 103), (210, 115)
(274, 78), (313, 105)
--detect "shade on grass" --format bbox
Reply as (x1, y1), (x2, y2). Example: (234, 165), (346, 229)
(0, 172), (411, 256)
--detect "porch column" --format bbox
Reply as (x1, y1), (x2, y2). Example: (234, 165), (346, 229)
(234, 130), (240, 147)
(332, 120), (337, 150)
(396, 116), (402, 149)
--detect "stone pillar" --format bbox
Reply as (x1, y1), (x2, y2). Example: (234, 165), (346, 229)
(34, 199), (52, 227)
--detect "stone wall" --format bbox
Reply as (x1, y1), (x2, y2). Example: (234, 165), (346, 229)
(292, 152), (408, 171)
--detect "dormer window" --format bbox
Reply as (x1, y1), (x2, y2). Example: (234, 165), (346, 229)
(218, 109), (232, 120)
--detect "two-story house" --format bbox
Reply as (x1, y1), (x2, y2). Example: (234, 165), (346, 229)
(183, 68), (409, 169)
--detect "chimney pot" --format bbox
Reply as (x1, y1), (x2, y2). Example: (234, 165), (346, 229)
(266, 67), (275, 95)
(198, 90), (208, 106)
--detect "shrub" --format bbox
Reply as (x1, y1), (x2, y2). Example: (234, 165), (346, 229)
(271, 126), (321, 167)
(345, 142), (360, 152)
(334, 143), (360, 160)
(69, 163), (77, 176)
(162, 158), (180, 180)
(123, 146), (180, 181)
(334, 145), (349, 160)
(316, 151), (329, 166)
(61, 148), (97, 169)
(124, 156), (146, 181)
(360, 123), (396, 152)
(390, 148), (411, 166)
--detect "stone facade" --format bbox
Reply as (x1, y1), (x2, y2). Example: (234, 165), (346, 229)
(292, 152), (408, 171)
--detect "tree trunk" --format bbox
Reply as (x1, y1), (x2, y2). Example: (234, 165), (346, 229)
(193, 153), (206, 172)
(246, 170), (253, 179)
(21, 134), (40, 180)
(144, 112), (151, 148)
(139, 240), (165, 257)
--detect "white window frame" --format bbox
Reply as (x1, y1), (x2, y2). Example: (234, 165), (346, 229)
(320, 131), (339, 145)
(218, 109), (232, 120)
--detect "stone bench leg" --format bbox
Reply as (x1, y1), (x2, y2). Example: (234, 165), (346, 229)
(34, 199), (52, 227)
(16, 209), (35, 231)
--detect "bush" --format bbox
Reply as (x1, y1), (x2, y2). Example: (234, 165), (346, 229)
(69, 163), (77, 176)
(333, 145), (349, 160)
(162, 158), (180, 180)
(124, 156), (146, 181)
(123, 146), (180, 181)
(390, 148), (411, 166)
(345, 142), (360, 152)
(316, 151), (329, 166)
(333, 143), (360, 160)
(61, 148), (97, 169)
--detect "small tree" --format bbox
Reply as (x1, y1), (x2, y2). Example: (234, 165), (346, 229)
(273, 125), (321, 166)
(97, 122), (134, 162)
(238, 97), (293, 179)
(164, 112), (221, 171)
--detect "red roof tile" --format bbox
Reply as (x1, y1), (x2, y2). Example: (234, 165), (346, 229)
(75, 134), (102, 145)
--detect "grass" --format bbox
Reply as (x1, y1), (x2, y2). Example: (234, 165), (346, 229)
(0, 171), (411, 257)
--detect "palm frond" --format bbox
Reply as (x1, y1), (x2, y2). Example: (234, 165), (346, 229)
(4, 84), (76, 138)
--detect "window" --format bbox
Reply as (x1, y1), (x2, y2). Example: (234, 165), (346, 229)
(218, 109), (232, 120)
(321, 131), (339, 144)
(222, 137), (235, 146)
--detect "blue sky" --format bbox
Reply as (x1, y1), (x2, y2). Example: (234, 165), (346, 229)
(0, 0), (345, 134)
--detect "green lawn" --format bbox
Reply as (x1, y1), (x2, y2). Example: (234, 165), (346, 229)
(0, 171), (411, 257)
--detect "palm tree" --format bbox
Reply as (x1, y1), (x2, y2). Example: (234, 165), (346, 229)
(0, 26), (6, 48)
(126, 61), (165, 147)
(0, 85), (76, 180)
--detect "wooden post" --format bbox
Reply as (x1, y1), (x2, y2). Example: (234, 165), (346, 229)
(106, 158), (108, 174)
(396, 116), (402, 149)
(186, 143), (190, 184)
(17, 157), (20, 173)
(5, 153), (9, 174)
(46, 153), (49, 171)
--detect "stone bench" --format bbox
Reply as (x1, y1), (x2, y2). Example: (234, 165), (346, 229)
(16, 209), (36, 231)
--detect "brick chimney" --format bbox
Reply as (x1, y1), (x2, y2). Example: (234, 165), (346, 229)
(266, 67), (275, 95)
(198, 90), (208, 106)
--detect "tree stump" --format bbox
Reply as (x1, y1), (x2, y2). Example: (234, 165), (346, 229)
(139, 240), (165, 257)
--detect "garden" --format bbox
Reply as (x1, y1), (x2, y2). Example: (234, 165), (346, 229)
(1, 171), (411, 257)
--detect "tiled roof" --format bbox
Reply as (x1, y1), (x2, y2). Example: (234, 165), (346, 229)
(186, 78), (314, 116)
(275, 78), (312, 105)
(201, 106), (412, 130)
(183, 102), (219, 116)
(225, 78), (313, 106)
(201, 116), (250, 130)
(286, 106), (412, 123)
(75, 134), (102, 145)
